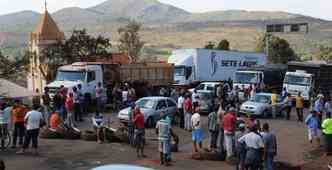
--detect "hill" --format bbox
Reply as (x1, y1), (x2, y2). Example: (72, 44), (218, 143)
(0, 0), (331, 60)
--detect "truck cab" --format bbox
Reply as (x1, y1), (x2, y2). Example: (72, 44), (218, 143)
(46, 62), (106, 101)
(174, 65), (193, 85)
(233, 71), (263, 90)
(283, 70), (313, 101)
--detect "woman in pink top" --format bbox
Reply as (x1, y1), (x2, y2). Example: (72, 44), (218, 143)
(65, 93), (74, 126)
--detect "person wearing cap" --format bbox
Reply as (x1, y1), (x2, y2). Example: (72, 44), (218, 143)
(208, 105), (219, 151)
(305, 110), (320, 145)
(223, 107), (237, 159)
(156, 112), (172, 166)
(235, 123), (246, 170)
(261, 123), (277, 170)
(322, 112), (332, 155)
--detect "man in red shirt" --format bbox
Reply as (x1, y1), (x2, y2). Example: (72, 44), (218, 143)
(134, 106), (146, 158)
(223, 107), (237, 159)
(184, 94), (193, 131)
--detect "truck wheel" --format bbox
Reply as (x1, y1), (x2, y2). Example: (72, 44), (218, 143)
(146, 117), (154, 128)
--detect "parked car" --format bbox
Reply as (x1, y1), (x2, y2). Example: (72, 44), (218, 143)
(197, 90), (214, 114)
(117, 96), (177, 127)
(239, 93), (285, 117)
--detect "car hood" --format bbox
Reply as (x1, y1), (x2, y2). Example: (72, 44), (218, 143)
(119, 107), (155, 115)
(241, 101), (267, 108)
(46, 80), (82, 89)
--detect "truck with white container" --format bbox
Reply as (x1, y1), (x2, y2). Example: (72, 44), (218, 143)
(283, 61), (332, 101)
(168, 49), (267, 86)
(46, 62), (174, 102)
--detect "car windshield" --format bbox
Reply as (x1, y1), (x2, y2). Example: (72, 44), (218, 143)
(136, 99), (156, 109)
(235, 72), (258, 84)
(175, 67), (185, 76)
(284, 75), (311, 86)
(252, 95), (271, 104)
(56, 71), (85, 82)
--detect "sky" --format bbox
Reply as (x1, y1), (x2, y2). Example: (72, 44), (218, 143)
(0, 0), (331, 20)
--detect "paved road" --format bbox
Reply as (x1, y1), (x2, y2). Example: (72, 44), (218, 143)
(1, 110), (312, 170)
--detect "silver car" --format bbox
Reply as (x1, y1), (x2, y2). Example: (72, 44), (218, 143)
(240, 93), (285, 117)
(117, 96), (177, 127)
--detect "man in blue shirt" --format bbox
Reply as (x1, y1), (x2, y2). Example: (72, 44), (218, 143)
(305, 110), (320, 146)
(314, 95), (324, 122)
(156, 112), (171, 166)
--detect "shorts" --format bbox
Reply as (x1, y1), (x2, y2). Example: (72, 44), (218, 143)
(192, 129), (203, 142)
(159, 140), (170, 154)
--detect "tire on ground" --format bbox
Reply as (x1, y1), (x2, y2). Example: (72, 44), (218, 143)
(81, 130), (97, 141)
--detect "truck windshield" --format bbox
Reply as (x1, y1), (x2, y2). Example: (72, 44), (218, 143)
(235, 72), (258, 84)
(284, 75), (311, 86)
(56, 71), (86, 82)
(174, 67), (185, 76)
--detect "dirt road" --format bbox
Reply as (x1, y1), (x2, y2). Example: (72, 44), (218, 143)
(0, 111), (315, 170)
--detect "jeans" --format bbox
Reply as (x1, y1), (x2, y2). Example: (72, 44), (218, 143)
(184, 113), (192, 131)
(12, 122), (25, 146)
(224, 132), (234, 157)
(264, 153), (274, 170)
(209, 130), (219, 149)
(23, 129), (40, 149)
(219, 128), (224, 152)
(296, 108), (303, 122)
(128, 123), (135, 146)
(42, 105), (51, 126)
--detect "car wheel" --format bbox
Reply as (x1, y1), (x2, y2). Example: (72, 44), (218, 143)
(146, 117), (154, 128)
(262, 110), (269, 118)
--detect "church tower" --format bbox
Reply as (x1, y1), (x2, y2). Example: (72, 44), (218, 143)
(27, 5), (65, 92)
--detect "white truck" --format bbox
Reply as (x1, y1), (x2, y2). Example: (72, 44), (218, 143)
(168, 49), (267, 86)
(46, 62), (107, 101)
(283, 70), (313, 101)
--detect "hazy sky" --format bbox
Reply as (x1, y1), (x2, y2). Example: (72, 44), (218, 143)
(0, 0), (331, 20)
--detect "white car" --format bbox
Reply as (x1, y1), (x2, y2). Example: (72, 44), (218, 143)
(118, 97), (177, 127)
(189, 82), (220, 93)
(240, 93), (285, 117)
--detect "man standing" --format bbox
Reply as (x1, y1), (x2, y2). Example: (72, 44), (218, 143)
(77, 84), (86, 119)
(95, 82), (103, 114)
(314, 95), (324, 123)
(0, 103), (11, 150)
(65, 92), (74, 127)
(184, 94), (192, 131)
(261, 123), (277, 170)
(283, 94), (293, 120)
(218, 104), (225, 152)
(305, 110), (320, 145)
(177, 93), (185, 129)
(223, 107), (237, 159)
(156, 112), (171, 166)
(238, 126), (265, 170)
(191, 108), (203, 153)
(128, 104), (135, 146)
(235, 123), (246, 170)
(17, 104), (44, 155)
(73, 87), (82, 122)
(11, 100), (28, 148)
(271, 92), (277, 119)
(134, 107), (146, 158)
(42, 87), (51, 126)
(295, 92), (304, 122)
(207, 105), (219, 151)
(322, 112), (332, 156)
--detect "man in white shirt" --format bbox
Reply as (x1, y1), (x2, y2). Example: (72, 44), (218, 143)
(17, 104), (44, 155)
(177, 94), (185, 129)
(238, 126), (264, 170)
(191, 108), (203, 153)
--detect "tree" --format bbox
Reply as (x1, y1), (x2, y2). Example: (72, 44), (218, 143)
(0, 50), (28, 80)
(118, 20), (145, 63)
(315, 45), (332, 63)
(216, 39), (230, 50)
(65, 29), (112, 62)
(255, 33), (297, 64)
(204, 41), (215, 49)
